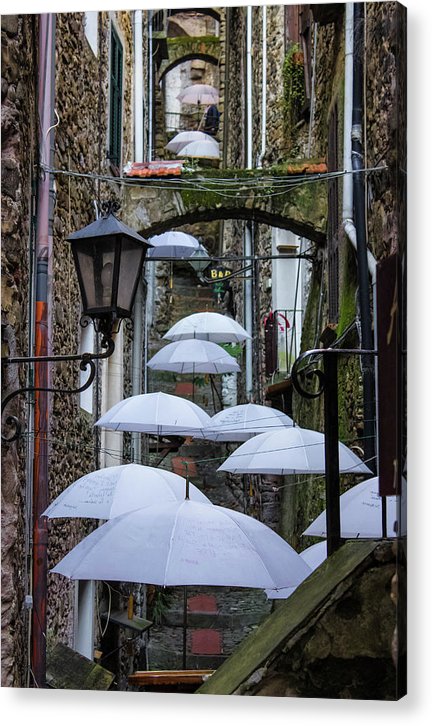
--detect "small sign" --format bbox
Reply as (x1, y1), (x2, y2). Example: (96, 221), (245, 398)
(207, 265), (232, 282)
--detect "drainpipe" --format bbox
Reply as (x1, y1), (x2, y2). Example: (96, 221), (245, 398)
(32, 12), (56, 688)
(246, 6), (253, 170)
(342, 3), (377, 473)
(132, 10), (144, 461)
(134, 10), (144, 163)
(257, 5), (267, 168)
(148, 10), (153, 162)
(244, 7), (253, 399)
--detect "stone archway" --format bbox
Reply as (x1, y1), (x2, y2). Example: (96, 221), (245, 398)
(158, 38), (221, 84)
(122, 167), (327, 244)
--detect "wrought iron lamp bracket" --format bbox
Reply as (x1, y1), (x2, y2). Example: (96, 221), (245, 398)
(291, 347), (377, 400)
(1, 334), (115, 443)
(290, 346), (377, 556)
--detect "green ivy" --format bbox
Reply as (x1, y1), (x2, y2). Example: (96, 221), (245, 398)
(282, 44), (306, 143)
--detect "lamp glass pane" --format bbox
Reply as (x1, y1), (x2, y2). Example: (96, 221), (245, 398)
(117, 238), (146, 313)
(74, 237), (116, 311)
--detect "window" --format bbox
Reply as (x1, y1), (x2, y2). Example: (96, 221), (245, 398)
(109, 25), (123, 170)
(284, 4), (313, 114)
(267, 230), (306, 376)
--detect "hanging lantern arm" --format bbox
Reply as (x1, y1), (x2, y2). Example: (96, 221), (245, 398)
(1, 334), (115, 443)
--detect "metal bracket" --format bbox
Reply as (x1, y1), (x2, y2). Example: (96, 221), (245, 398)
(1, 335), (115, 442)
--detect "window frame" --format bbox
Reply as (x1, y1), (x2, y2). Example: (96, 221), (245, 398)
(108, 24), (123, 172)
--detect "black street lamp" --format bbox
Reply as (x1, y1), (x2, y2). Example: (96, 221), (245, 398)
(68, 201), (150, 341)
(1, 201), (151, 442)
(1, 201), (151, 689)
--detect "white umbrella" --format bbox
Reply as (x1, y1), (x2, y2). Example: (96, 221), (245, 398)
(166, 131), (219, 154)
(265, 541), (327, 599)
(302, 476), (407, 539)
(51, 499), (312, 590)
(177, 140), (220, 159)
(95, 391), (211, 436)
(147, 339), (240, 375)
(177, 84), (219, 105)
(164, 311), (250, 344)
(202, 403), (294, 442)
(217, 426), (373, 475)
(42, 464), (211, 520)
(147, 231), (204, 259)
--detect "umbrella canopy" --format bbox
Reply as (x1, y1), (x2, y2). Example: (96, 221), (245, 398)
(164, 311), (250, 344)
(95, 391), (212, 436)
(166, 131), (219, 154)
(147, 339), (240, 375)
(42, 464), (211, 520)
(302, 476), (407, 539)
(177, 140), (220, 159)
(217, 426), (372, 475)
(202, 403), (294, 442)
(177, 84), (219, 105)
(265, 541), (327, 599)
(51, 499), (312, 589)
(147, 231), (204, 259)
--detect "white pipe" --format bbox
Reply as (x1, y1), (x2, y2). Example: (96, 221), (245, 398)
(244, 224), (253, 400)
(257, 5), (267, 167)
(132, 10), (144, 462)
(343, 3), (379, 470)
(134, 10), (144, 162)
(244, 7), (253, 399)
(101, 328), (124, 468)
(246, 6), (253, 169)
(342, 3), (376, 284)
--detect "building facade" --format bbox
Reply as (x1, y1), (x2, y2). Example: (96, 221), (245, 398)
(2, 4), (406, 695)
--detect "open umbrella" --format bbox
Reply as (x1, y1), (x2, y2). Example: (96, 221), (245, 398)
(177, 140), (220, 159)
(146, 231), (204, 259)
(95, 391), (211, 436)
(265, 541), (327, 599)
(147, 339), (240, 375)
(42, 464), (211, 520)
(302, 476), (407, 539)
(165, 131), (219, 154)
(164, 311), (250, 344)
(51, 499), (312, 590)
(217, 426), (372, 475)
(177, 84), (219, 105)
(202, 402), (294, 442)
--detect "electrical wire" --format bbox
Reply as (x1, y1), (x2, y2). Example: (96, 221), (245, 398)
(39, 163), (388, 202)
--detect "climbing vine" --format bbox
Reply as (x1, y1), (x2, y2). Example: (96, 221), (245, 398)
(282, 43), (306, 143)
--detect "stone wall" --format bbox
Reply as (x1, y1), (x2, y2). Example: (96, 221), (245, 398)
(239, 543), (403, 699)
(1, 13), (38, 687)
(198, 540), (406, 700)
(365, 1), (407, 261)
(1, 9), (138, 687)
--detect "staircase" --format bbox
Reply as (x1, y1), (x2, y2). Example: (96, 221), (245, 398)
(147, 585), (272, 671)
(143, 265), (271, 674)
